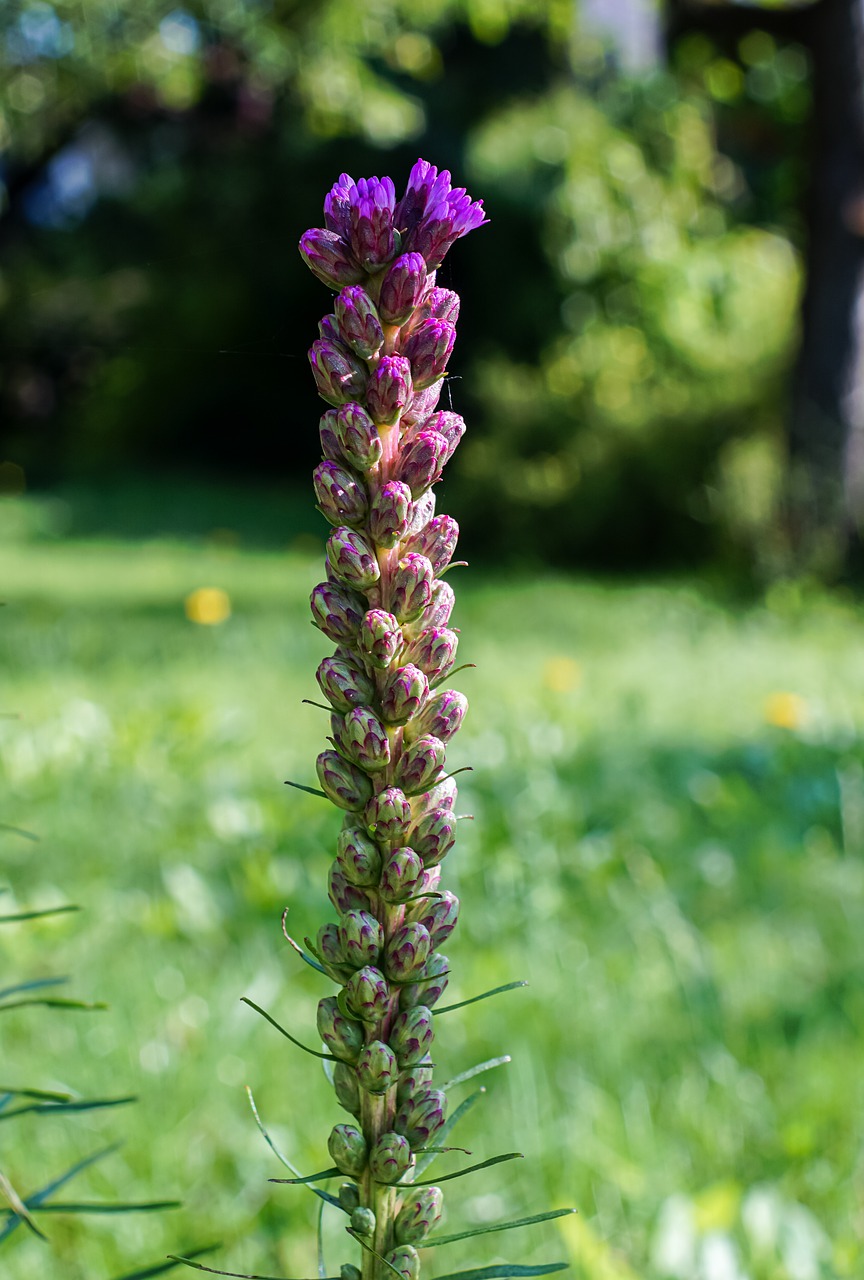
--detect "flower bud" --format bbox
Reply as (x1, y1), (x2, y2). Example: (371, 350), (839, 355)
(403, 515), (459, 575)
(341, 706), (391, 773)
(401, 379), (444, 431)
(309, 581), (366, 646)
(336, 826), (383, 886)
(328, 1123), (367, 1178)
(380, 847), (424, 904)
(325, 526), (381, 591)
(398, 951), (450, 1010)
(405, 689), (467, 745)
(348, 175), (396, 270)
(363, 787), (413, 847)
(359, 610), (403, 669)
(341, 1267), (361, 1280)
(316, 750), (374, 811)
(351, 1206), (377, 1236)
(395, 1087), (446, 1148)
(366, 355), (413, 425)
(339, 1181), (361, 1212)
(406, 807), (457, 866)
(420, 287), (460, 326)
(343, 965), (390, 1022)
(356, 1040), (398, 1094)
(334, 285), (384, 359)
(317, 921), (345, 970)
(313, 461), (368, 528)
(403, 628), (458, 685)
(316, 652), (375, 713)
(399, 431), (449, 498)
(338, 909), (384, 969)
(299, 228), (364, 289)
(416, 863), (442, 898)
(394, 1187), (443, 1246)
(427, 410), (466, 463)
(402, 318), (456, 390)
(384, 921), (432, 982)
(335, 402), (383, 471)
(419, 773), (459, 812)
(405, 490), (436, 538)
(384, 1245), (420, 1280)
(396, 1060), (434, 1106)
(334, 1063), (362, 1117)
(391, 554), (434, 622)
(394, 735), (446, 797)
(319, 313), (343, 345)
(415, 579), (456, 631)
(389, 1005), (434, 1067)
(319, 409), (345, 461)
(380, 664), (429, 725)
(377, 252), (427, 324)
(309, 338), (368, 406)
(317, 997), (365, 1063)
(407, 891), (460, 948)
(329, 863), (372, 913)
(370, 481), (412, 549)
(369, 1132), (414, 1184)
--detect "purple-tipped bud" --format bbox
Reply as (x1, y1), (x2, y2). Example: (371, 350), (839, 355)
(336, 826), (383, 886)
(349, 175), (397, 269)
(389, 1004), (435, 1067)
(380, 664), (429, 725)
(401, 379), (444, 431)
(317, 921), (345, 970)
(407, 890), (460, 948)
(407, 807), (457, 866)
(359, 609), (403, 669)
(384, 1246), (420, 1280)
(338, 909), (384, 969)
(379, 847), (424, 904)
(300, 227), (364, 289)
(317, 997), (365, 1063)
(379, 252), (428, 324)
(406, 490), (436, 538)
(356, 1040), (398, 1095)
(394, 735), (447, 797)
(324, 173), (354, 238)
(329, 863), (372, 914)
(394, 1187), (444, 1246)
(402, 319), (455, 390)
(325, 526), (381, 591)
(419, 287), (460, 326)
(396, 1059), (433, 1106)
(316, 750), (374, 811)
(399, 431), (449, 498)
(335, 402), (382, 471)
(403, 628), (459, 685)
(369, 1132), (414, 1185)
(341, 706), (391, 773)
(366, 355), (413, 425)
(309, 338), (368, 406)
(363, 787), (412, 847)
(351, 1206), (377, 1236)
(413, 773), (458, 816)
(310, 581), (366, 645)
(316, 652), (375, 713)
(370, 481), (412, 549)
(328, 1123), (368, 1178)
(334, 285), (384, 359)
(406, 689), (467, 745)
(427, 410), (466, 462)
(384, 921), (432, 982)
(319, 313), (343, 345)
(319, 409), (345, 461)
(313, 460), (368, 528)
(412, 578), (456, 632)
(343, 965), (390, 1022)
(398, 951), (450, 1010)
(395, 1087), (446, 1148)
(333, 1062), (361, 1117)
(390, 554), (435, 623)
(403, 515), (459, 574)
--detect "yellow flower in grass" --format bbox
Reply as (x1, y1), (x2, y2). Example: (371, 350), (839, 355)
(764, 691), (806, 730)
(185, 587), (231, 625)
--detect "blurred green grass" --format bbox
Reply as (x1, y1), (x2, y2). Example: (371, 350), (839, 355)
(2, 506), (863, 1279)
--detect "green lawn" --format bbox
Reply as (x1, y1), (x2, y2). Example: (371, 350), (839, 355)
(2, 510), (863, 1280)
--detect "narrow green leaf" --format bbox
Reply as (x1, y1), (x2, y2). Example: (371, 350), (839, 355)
(0, 1095), (136, 1122)
(245, 1088), (341, 1211)
(0, 996), (107, 1013)
(432, 1264), (568, 1280)
(0, 904), (79, 923)
(414, 1089), (485, 1178)
(346, 1229), (405, 1280)
(0, 1168), (45, 1240)
(435, 983), (527, 1016)
(1, 1199), (180, 1215)
(269, 1167), (341, 1186)
(167, 1256), (339, 1279)
(241, 998), (337, 1061)
(316, 1196), (327, 1280)
(302, 700), (334, 713)
(281, 912), (328, 976)
(0, 1142), (122, 1244)
(425, 1210), (578, 1248)
(0, 825), (40, 843)
(284, 780), (328, 800)
(441, 1057), (511, 1091)
(411, 1152), (523, 1187)
(110, 1243), (220, 1280)
(0, 1085), (72, 1102)
(0, 976), (68, 1001)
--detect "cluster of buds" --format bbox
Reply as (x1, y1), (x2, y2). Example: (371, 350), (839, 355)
(300, 159), (486, 1280)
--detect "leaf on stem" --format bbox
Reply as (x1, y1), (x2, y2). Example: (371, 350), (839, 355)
(0, 1142), (122, 1244)
(110, 1243), (221, 1280)
(413, 1088), (485, 1178)
(240, 998), (338, 1061)
(269, 1167), (341, 1186)
(284, 781), (328, 800)
(281, 912), (328, 976)
(245, 1087), (341, 1211)
(0, 1168), (46, 1240)
(432, 1264), (569, 1280)
(0, 1094), (136, 1122)
(440, 1057), (511, 1091)
(425, 1209), (577, 1248)
(167, 1258), (339, 1280)
(0, 904), (79, 924)
(346, 1229), (406, 1280)
(411, 1152), (523, 1187)
(434, 983), (527, 1016)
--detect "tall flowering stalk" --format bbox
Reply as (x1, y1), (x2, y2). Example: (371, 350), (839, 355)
(219, 160), (572, 1280)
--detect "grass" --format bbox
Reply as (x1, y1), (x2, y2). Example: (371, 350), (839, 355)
(2, 497), (863, 1280)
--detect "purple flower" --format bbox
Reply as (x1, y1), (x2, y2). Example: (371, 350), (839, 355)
(366, 355), (413, 425)
(402, 319), (456, 390)
(395, 159), (487, 269)
(379, 252), (429, 324)
(349, 175), (397, 269)
(308, 338), (367, 406)
(313, 460), (368, 528)
(323, 172), (355, 238)
(299, 227), (364, 288)
(309, 580), (366, 645)
(335, 285), (384, 359)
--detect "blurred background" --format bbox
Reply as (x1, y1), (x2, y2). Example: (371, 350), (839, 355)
(2, 2), (864, 1278)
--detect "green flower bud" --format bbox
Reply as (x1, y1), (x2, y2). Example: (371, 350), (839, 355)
(316, 749), (374, 811)
(404, 689), (467, 745)
(326, 525), (381, 591)
(370, 481), (413, 549)
(329, 863), (372, 913)
(317, 996), (364, 1063)
(391, 554), (434, 623)
(350, 1206), (377, 1236)
(380, 848), (424, 904)
(394, 1187), (443, 1245)
(393, 735), (446, 797)
(336, 402), (383, 471)
(369, 1131), (414, 1184)
(336, 826), (382, 887)
(389, 1005), (434, 1067)
(364, 787), (412, 847)
(313, 460), (368, 528)
(344, 965), (391, 1022)
(395, 1087), (446, 1148)
(341, 706), (391, 773)
(339, 1181), (361, 1212)
(384, 1244), (420, 1280)
(316, 921), (352, 980)
(310, 580), (366, 646)
(406, 808), (456, 867)
(407, 890), (460, 948)
(333, 1062), (362, 1117)
(316, 653), (376, 714)
(380, 665), (429, 726)
(338, 909), (383, 969)
(359, 609), (404, 669)
(384, 921), (432, 982)
(398, 952), (450, 1010)
(356, 1040), (398, 1095)
(396, 1059), (434, 1107)
(328, 1123), (367, 1178)
(403, 627), (459, 687)
(341, 1266), (362, 1280)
